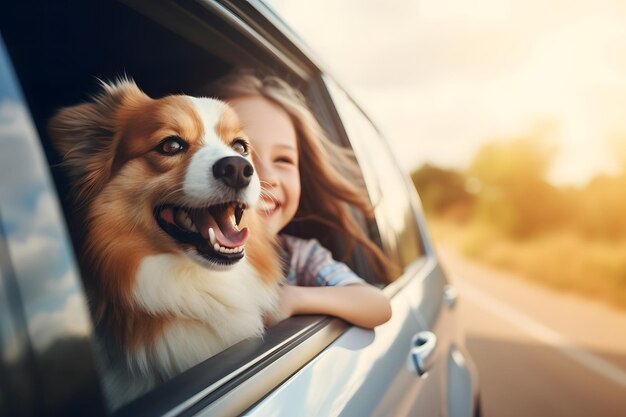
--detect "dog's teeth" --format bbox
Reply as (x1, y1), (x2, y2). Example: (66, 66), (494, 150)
(185, 215), (196, 231)
(174, 210), (183, 225)
(211, 238), (244, 255)
(175, 209), (195, 232)
(208, 228), (216, 245)
(234, 205), (244, 226)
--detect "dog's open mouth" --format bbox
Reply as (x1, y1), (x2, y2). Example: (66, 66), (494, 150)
(155, 203), (248, 264)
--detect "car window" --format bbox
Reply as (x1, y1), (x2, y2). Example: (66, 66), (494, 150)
(1, 1), (382, 414)
(324, 77), (424, 271)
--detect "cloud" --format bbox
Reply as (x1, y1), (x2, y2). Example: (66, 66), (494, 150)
(4, 170), (80, 306)
(0, 101), (51, 235)
(0, 99), (90, 358)
(0, 100), (46, 185)
(1, 99), (83, 312)
(12, 234), (79, 300)
(29, 292), (92, 352)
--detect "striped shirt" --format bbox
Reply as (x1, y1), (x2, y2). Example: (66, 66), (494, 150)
(280, 234), (365, 287)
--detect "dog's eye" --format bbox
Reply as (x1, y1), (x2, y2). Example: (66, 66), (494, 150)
(231, 138), (249, 156)
(157, 137), (187, 156)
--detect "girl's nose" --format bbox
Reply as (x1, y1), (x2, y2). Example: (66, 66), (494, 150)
(255, 159), (278, 187)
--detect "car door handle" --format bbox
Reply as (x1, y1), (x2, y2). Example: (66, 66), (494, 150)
(443, 284), (458, 308)
(410, 331), (437, 376)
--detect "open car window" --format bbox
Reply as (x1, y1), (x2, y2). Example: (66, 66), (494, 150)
(0, 0), (402, 414)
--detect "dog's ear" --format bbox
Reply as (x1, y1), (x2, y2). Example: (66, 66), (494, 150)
(48, 79), (147, 202)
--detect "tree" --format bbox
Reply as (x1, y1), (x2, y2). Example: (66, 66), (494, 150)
(411, 164), (473, 218)
(467, 134), (565, 238)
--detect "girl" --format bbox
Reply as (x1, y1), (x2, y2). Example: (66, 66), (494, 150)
(211, 71), (394, 329)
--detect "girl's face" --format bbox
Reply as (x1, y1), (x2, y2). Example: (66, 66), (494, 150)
(228, 96), (301, 235)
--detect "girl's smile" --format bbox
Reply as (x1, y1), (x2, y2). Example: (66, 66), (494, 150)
(257, 196), (279, 217)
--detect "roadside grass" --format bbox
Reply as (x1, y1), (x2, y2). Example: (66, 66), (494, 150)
(430, 219), (626, 310)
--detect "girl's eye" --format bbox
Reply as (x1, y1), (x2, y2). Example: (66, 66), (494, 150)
(275, 156), (295, 165)
(156, 136), (187, 155)
(231, 138), (249, 156)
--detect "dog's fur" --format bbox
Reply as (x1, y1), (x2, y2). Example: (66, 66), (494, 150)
(49, 80), (281, 407)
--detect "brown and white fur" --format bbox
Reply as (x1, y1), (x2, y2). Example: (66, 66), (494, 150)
(49, 80), (282, 408)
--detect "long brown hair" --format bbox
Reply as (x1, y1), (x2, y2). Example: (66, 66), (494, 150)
(209, 70), (396, 282)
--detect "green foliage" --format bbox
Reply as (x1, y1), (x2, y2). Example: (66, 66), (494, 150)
(575, 173), (626, 240)
(468, 135), (555, 185)
(467, 135), (566, 238)
(411, 164), (473, 216)
(411, 134), (626, 241)
(418, 132), (626, 309)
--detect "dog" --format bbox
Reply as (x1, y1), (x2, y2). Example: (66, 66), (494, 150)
(49, 79), (282, 407)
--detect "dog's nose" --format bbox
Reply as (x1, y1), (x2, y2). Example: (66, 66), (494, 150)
(213, 156), (254, 189)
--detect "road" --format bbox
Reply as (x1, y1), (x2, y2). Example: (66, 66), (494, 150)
(437, 246), (626, 417)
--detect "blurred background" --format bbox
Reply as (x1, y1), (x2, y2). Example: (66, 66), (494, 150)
(267, 1), (626, 416)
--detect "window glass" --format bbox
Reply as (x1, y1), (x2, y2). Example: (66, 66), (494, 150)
(0, 36), (105, 415)
(324, 77), (422, 269)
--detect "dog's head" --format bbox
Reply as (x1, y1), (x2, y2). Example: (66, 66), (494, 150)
(49, 79), (262, 269)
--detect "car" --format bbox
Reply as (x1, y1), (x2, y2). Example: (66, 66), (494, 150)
(0, 1), (480, 416)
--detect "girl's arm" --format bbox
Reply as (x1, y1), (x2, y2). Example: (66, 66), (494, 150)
(270, 283), (392, 329)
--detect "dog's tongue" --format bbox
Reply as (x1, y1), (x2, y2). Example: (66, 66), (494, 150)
(195, 206), (248, 248)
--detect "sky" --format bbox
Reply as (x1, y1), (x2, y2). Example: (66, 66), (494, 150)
(266, 0), (626, 186)
(0, 40), (91, 357)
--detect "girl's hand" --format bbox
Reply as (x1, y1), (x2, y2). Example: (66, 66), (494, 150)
(264, 285), (301, 327)
(264, 283), (391, 329)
